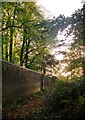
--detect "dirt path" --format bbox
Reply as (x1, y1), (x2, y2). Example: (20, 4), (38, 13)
(2, 93), (47, 119)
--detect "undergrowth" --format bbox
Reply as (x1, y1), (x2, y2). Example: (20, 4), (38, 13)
(39, 76), (85, 120)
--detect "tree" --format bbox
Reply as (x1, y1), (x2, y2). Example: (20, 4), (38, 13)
(2, 2), (71, 74)
(82, 2), (85, 76)
(2, 2), (46, 67)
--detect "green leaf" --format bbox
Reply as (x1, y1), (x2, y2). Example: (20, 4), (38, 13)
(78, 95), (85, 105)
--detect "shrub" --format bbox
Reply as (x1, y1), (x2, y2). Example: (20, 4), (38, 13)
(40, 77), (85, 120)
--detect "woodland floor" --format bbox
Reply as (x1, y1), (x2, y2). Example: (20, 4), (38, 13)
(2, 91), (48, 120)
(2, 81), (85, 120)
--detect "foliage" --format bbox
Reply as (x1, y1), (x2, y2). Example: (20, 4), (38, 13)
(2, 2), (71, 75)
(58, 7), (84, 80)
(40, 77), (85, 120)
(2, 2), (51, 72)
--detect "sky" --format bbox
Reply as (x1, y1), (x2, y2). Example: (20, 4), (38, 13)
(37, 0), (82, 18)
(37, 0), (82, 61)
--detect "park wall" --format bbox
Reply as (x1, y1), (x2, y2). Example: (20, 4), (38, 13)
(2, 61), (52, 103)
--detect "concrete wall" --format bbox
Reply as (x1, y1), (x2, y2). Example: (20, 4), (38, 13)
(2, 61), (51, 103)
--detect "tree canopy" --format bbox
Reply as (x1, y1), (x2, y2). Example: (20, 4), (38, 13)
(1, 2), (84, 78)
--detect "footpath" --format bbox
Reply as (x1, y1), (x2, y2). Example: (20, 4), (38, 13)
(2, 92), (47, 120)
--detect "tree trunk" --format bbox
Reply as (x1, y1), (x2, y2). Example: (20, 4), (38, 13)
(24, 39), (31, 68)
(5, 32), (8, 61)
(9, 26), (13, 62)
(40, 54), (46, 91)
(2, 31), (4, 59)
(20, 30), (26, 66)
(9, 9), (15, 63)
(41, 74), (44, 91)
(2, 19), (4, 59)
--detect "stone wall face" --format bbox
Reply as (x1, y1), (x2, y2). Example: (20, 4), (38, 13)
(2, 61), (51, 103)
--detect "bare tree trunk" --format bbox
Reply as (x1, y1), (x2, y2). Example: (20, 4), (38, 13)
(5, 32), (8, 61)
(40, 54), (46, 91)
(20, 30), (26, 66)
(2, 19), (4, 59)
(24, 39), (31, 68)
(9, 26), (13, 62)
(9, 9), (15, 63)
(2, 31), (4, 59)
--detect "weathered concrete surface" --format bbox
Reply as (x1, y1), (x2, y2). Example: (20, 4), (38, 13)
(2, 61), (51, 103)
